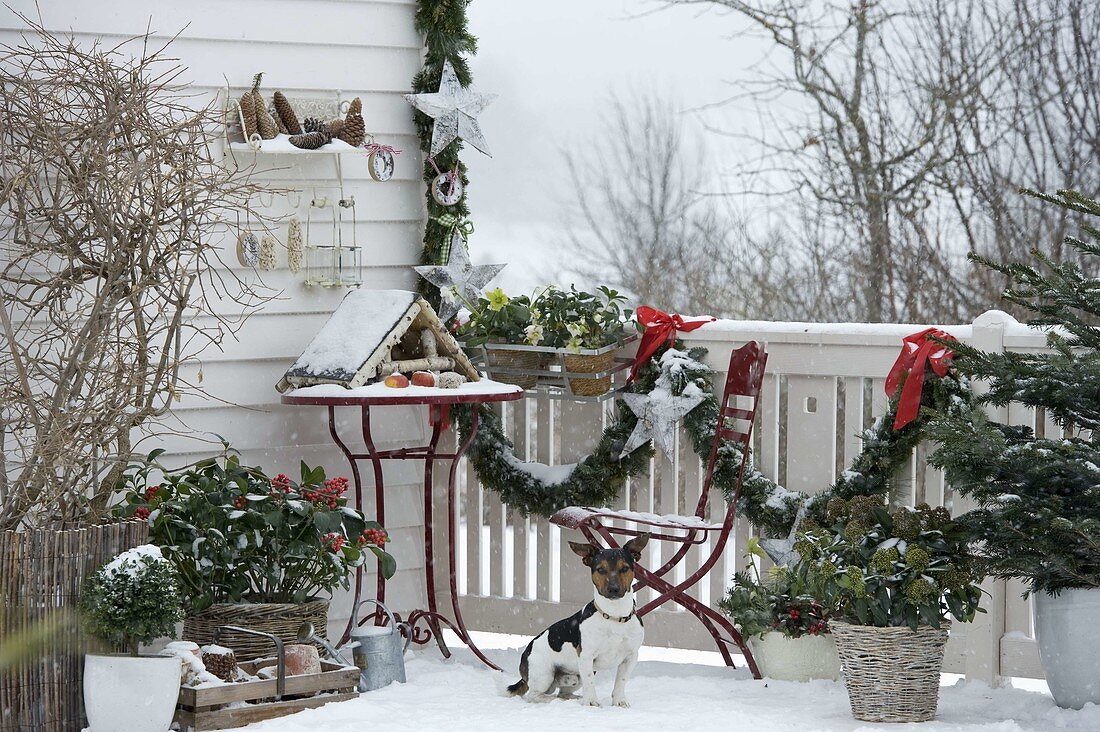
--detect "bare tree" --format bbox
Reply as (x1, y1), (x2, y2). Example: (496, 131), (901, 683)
(0, 18), (274, 528)
(926, 0), (1100, 313)
(560, 89), (866, 320)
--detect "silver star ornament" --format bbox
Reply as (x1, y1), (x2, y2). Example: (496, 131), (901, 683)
(759, 504), (809, 567)
(619, 387), (706, 459)
(404, 59), (496, 157)
(413, 233), (506, 321)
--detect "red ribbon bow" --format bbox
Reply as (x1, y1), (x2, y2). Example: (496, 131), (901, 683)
(885, 328), (957, 430)
(628, 306), (716, 382)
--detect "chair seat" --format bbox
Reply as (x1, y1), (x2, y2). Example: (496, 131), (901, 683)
(550, 505), (724, 532)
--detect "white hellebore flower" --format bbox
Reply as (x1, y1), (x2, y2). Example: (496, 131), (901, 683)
(440, 286), (457, 303)
(565, 322), (585, 338)
(524, 323), (544, 345)
(566, 336), (583, 353)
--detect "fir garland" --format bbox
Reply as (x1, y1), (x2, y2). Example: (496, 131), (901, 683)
(454, 343), (981, 538)
(411, 0), (477, 310)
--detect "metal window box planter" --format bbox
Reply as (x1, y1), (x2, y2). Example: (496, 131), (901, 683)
(463, 334), (637, 402)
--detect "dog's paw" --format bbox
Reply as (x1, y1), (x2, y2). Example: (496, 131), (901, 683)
(582, 698), (601, 707)
(613, 698), (630, 708)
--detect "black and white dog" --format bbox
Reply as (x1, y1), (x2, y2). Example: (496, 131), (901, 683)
(507, 534), (649, 707)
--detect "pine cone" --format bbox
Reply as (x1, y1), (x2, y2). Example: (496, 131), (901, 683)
(327, 118), (345, 139)
(273, 105), (288, 134)
(201, 648), (238, 683)
(340, 97), (365, 147)
(273, 91), (302, 135)
(238, 92), (258, 140)
(302, 117), (329, 136)
(289, 131), (330, 150)
(257, 106), (278, 140)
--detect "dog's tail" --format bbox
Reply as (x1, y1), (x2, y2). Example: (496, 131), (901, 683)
(506, 679), (528, 696)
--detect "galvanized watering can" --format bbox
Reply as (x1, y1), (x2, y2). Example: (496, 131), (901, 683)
(347, 599), (410, 691)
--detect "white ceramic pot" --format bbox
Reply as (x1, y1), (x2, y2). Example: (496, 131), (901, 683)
(1034, 587), (1100, 709)
(747, 631), (841, 682)
(84, 654), (181, 732)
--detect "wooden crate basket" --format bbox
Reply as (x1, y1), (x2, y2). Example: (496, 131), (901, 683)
(175, 658), (360, 731)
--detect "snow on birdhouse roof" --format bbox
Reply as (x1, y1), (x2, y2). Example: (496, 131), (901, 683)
(276, 288), (478, 392)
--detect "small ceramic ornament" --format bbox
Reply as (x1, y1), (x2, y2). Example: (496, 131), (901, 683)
(369, 147), (396, 182)
(236, 231), (260, 267)
(431, 172), (463, 206)
(287, 217), (304, 273)
(259, 234), (277, 270)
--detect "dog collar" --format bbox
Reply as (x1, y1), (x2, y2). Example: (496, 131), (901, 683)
(593, 600), (636, 623)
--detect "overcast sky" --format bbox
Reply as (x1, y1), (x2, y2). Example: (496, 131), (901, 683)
(463, 0), (767, 294)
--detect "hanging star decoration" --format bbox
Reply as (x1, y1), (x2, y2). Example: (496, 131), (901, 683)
(404, 59), (496, 157)
(619, 384), (707, 459)
(759, 504), (808, 567)
(413, 233), (505, 321)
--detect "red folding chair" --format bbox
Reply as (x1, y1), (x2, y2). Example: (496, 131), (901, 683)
(550, 341), (767, 678)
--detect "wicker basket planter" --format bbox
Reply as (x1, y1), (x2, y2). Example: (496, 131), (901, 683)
(183, 600), (329, 661)
(485, 347), (544, 390)
(563, 351), (617, 397)
(830, 621), (949, 723)
(465, 335), (635, 399)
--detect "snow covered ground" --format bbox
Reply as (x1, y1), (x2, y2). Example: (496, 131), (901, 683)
(227, 631), (1099, 732)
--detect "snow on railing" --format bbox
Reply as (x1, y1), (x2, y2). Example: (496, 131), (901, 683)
(444, 310), (1045, 682)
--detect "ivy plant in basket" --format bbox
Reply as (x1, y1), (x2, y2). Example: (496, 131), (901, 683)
(800, 496), (984, 723)
(80, 545), (184, 732)
(718, 538), (839, 682)
(115, 449), (396, 659)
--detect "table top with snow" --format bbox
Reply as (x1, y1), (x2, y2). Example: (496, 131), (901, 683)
(280, 379), (524, 406)
(219, 634), (1098, 732)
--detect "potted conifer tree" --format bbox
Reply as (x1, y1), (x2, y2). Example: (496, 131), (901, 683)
(929, 189), (1100, 710)
(80, 545), (184, 732)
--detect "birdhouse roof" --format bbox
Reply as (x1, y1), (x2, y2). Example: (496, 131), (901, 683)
(276, 289), (479, 392)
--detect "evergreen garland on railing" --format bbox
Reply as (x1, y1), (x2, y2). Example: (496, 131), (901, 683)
(454, 343), (980, 538)
(411, 0), (477, 310)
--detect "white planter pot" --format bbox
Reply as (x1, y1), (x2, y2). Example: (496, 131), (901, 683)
(1035, 587), (1100, 709)
(84, 654), (181, 732)
(747, 631), (841, 682)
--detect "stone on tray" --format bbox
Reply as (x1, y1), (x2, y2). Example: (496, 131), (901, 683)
(284, 644), (322, 676)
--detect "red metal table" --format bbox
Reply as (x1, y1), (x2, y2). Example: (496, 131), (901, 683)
(281, 381), (523, 670)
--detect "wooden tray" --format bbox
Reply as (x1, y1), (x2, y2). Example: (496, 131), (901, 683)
(175, 659), (360, 731)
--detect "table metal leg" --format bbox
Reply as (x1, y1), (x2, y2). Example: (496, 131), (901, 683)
(330, 406), (371, 646)
(443, 407), (501, 670)
(420, 404), (450, 657)
(361, 406), (388, 614)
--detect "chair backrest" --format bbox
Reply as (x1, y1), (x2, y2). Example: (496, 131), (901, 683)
(697, 340), (768, 516)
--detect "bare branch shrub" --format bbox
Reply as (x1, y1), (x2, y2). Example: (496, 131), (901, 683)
(0, 18), (273, 529)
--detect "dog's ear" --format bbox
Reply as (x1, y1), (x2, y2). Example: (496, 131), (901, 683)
(568, 541), (599, 567)
(623, 533), (650, 562)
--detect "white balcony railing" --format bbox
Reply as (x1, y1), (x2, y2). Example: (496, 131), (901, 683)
(441, 310), (1047, 682)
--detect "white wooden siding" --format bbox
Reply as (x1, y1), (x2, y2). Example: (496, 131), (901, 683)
(0, 0), (427, 639)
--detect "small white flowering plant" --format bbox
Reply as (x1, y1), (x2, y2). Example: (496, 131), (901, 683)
(79, 545), (184, 656)
(531, 285), (631, 352)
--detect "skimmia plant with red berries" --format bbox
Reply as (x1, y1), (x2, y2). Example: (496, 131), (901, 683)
(719, 538), (834, 639)
(115, 449), (395, 612)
